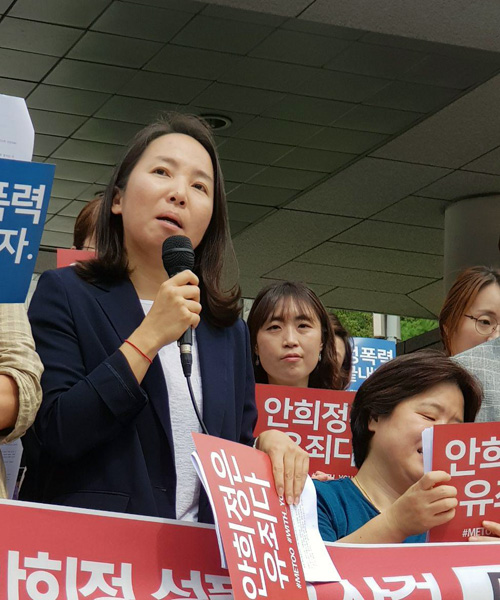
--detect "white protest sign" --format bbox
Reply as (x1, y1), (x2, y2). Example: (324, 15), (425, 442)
(0, 94), (34, 161)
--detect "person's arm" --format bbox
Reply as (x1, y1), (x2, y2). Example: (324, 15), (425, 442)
(0, 303), (43, 441)
(28, 269), (200, 465)
(469, 520), (500, 542)
(28, 271), (148, 464)
(339, 471), (457, 544)
(118, 270), (201, 384)
(0, 375), (19, 431)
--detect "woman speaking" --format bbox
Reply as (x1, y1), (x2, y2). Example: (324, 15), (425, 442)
(22, 113), (307, 520)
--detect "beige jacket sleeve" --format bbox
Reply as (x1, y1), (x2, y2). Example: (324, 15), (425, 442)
(0, 303), (43, 443)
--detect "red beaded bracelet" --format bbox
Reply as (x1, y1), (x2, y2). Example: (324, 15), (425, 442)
(124, 339), (153, 365)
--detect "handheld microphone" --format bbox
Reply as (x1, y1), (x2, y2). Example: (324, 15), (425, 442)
(162, 235), (195, 378)
(161, 235), (208, 436)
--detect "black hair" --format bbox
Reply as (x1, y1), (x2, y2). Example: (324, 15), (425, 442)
(350, 350), (483, 468)
(76, 112), (240, 327)
(247, 281), (342, 389)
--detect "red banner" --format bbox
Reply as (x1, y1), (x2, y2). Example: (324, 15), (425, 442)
(0, 500), (229, 600)
(254, 384), (356, 478)
(0, 501), (498, 599)
(313, 541), (500, 600)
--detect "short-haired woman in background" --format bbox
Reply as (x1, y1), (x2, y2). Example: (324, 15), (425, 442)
(314, 350), (500, 543)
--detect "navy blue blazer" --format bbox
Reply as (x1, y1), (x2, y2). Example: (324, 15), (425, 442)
(22, 267), (256, 522)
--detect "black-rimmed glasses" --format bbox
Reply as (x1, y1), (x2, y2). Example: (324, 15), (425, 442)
(464, 314), (498, 336)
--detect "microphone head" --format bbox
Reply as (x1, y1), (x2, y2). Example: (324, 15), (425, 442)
(162, 235), (195, 277)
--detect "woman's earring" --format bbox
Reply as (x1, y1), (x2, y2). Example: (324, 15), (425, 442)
(318, 352), (322, 362)
(255, 355), (260, 366)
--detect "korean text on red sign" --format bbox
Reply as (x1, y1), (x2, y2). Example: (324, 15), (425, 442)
(427, 421), (500, 542)
(192, 433), (308, 600)
(254, 385), (356, 479)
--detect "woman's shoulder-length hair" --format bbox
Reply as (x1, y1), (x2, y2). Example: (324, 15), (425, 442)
(439, 265), (500, 355)
(76, 112), (241, 328)
(247, 281), (342, 390)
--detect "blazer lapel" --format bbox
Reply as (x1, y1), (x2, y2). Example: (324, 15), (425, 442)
(95, 278), (143, 342)
(197, 318), (228, 437)
(95, 279), (174, 449)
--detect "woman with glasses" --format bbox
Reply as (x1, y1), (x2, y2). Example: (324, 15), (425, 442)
(439, 266), (500, 424)
(439, 266), (500, 356)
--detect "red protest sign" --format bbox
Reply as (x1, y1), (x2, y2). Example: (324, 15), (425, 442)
(192, 433), (308, 600)
(425, 421), (500, 542)
(56, 248), (94, 268)
(254, 384), (356, 478)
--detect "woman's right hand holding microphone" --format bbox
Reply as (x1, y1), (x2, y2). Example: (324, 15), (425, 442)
(120, 271), (201, 381)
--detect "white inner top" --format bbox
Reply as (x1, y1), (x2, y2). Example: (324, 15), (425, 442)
(140, 299), (203, 521)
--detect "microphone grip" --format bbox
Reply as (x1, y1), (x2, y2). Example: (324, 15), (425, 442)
(178, 327), (193, 377)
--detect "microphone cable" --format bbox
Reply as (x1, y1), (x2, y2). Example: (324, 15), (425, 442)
(162, 235), (209, 436)
(186, 376), (209, 436)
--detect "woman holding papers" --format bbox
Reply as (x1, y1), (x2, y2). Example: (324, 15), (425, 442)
(313, 351), (500, 543)
(247, 281), (343, 390)
(22, 113), (307, 519)
(439, 266), (500, 356)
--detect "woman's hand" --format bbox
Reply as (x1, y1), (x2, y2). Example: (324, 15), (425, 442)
(131, 270), (201, 357)
(383, 471), (457, 539)
(256, 430), (309, 505)
(312, 471), (334, 482)
(119, 270), (201, 383)
(469, 520), (500, 542)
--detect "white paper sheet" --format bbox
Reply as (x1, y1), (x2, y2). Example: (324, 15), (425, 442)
(291, 476), (340, 582)
(422, 426), (434, 474)
(191, 450), (228, 568)
(0, 94), (34, 161)
(0, 438), (23, 499)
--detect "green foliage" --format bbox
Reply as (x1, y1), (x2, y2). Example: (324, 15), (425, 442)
(400, 317), (438, 341)
(333, 310), (373, 338)
(332, 310), (438, 342)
